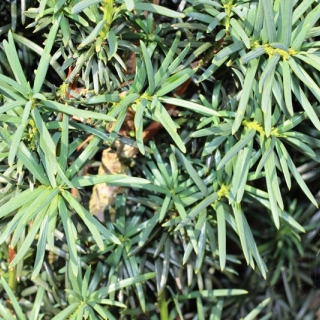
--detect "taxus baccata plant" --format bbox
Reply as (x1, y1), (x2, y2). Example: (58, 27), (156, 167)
(0, 0), (320, 319)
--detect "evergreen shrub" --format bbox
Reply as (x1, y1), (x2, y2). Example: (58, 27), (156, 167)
(0, 0), (320, 319)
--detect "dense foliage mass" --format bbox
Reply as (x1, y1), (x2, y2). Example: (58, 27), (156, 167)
(0, 0), (320, 319)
